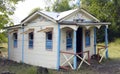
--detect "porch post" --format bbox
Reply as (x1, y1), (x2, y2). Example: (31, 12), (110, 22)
(8, 32), (10, 59)
(57, 24), (61, 70)
(22, 26), (24, 63)
(105, 25), (108, 58)
(94, 27), (96, 54)
(73, 30), (77, 70)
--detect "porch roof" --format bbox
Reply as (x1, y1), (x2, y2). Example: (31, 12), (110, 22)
(58, 21), (111, 26)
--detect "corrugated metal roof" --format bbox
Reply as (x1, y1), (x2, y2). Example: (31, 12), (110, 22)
(39, 9), (78, 21)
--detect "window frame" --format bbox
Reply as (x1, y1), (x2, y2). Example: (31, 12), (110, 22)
(28, 32), (34, 49)
(46, 31), (53, 51)
(66, 31), (73, 50)
(85, 30), (91, 47)
(13, 32), (18, 48)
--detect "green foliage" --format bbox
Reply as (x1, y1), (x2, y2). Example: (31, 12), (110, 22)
(26, 67), (37, 74)
(52, 0), (72, 12)
(29, 7), (42, 15)
(82, 0), (120, 42)
(0, 0), (23, 42)
(0, 32), (7, 42)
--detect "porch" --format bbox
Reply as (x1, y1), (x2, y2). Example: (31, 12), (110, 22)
(57, 21), (110, 70)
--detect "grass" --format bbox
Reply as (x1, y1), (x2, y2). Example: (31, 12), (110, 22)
(97, 38), (120, 59)
(0, 43), (7, 52)
(109, 38), (120, 59)
(0, 61), (37, 74)
(0, 39), (120, 74)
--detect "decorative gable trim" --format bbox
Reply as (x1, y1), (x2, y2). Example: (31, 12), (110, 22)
(81, 9), (100, 22)
(21, 8), (100, 25)
(59, 8), (100, 22)
(21, 12), (57, 24)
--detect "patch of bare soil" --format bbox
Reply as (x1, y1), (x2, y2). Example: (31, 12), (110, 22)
(54, 59), (120, 74)
(82, 59), (120, 74)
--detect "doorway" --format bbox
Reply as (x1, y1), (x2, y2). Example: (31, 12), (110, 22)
(76, 27), (83, 61)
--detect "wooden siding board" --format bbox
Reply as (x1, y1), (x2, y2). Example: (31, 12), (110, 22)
(83, 27), (94, 57)
(23, 17), (58, 69)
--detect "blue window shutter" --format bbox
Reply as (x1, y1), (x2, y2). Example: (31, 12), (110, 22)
(46, 40), (52, 49)
(66, 31), (72, 49)
(14, 39), (17, 48)
(85, 30), (90, 46)
(86, 36), (90, 46)
(66, 38), (72, 48)
(46, 32), (52, 50)
(29, 39), (33, 48)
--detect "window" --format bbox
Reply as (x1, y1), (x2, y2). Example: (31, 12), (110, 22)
(85, 30), (90, 47)
(46, 31), (52, 50)
(13, 33), (18, 48)
(28, 32), (34, 49)
(66, 31), (72, 49)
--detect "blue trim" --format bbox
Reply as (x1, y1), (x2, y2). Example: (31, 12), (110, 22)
(22, 27), (24, 63)
(73, 30), (77, 70)
(105, 26), (108, 58)
(57, 24), (61, 70)
(8, 34), (10, 59)
(94, 27), (96, 54)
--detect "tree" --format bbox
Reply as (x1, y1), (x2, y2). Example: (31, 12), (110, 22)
(44, 0), (73, 12)
(52, 0), (72, 12)
(0, 0), (23, 42)
(82, 0), (120, 42)
(29, 7), (42, 15)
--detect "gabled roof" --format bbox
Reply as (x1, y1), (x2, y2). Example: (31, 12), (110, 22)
(4, 24), (21, 29)
(21, 8), (100, 24)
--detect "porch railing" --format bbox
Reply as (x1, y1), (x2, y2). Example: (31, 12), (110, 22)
(60, 50), (90, 70)
(97, 45), (108, 63)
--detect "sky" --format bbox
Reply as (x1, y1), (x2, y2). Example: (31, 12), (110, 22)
(11, 0), (79, 24)
(11, 0), (46, 24)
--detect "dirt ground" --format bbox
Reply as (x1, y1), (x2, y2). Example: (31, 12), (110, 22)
(51, 58), (120, 74)
(82, 58), (120, 74)
(0, 58), (120, 74)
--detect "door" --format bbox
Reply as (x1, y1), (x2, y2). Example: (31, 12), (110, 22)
(76, 27), (83, 61)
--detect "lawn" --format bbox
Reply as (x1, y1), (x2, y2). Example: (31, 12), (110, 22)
(0, 39), (120, 74)
(109, 38), (120, 59)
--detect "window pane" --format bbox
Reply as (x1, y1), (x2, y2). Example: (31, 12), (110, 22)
(46, 31), (52, 50)
(29, 32), (34, 48)
(46, 32), (52, 40)
(48, 33), (52, 40)
(13, 33), (17, 48)
(29, 32), (33, 39)
(13, 33), (17, 39)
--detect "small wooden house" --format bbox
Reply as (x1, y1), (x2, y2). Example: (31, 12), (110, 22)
(6, 8), (110, 70)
